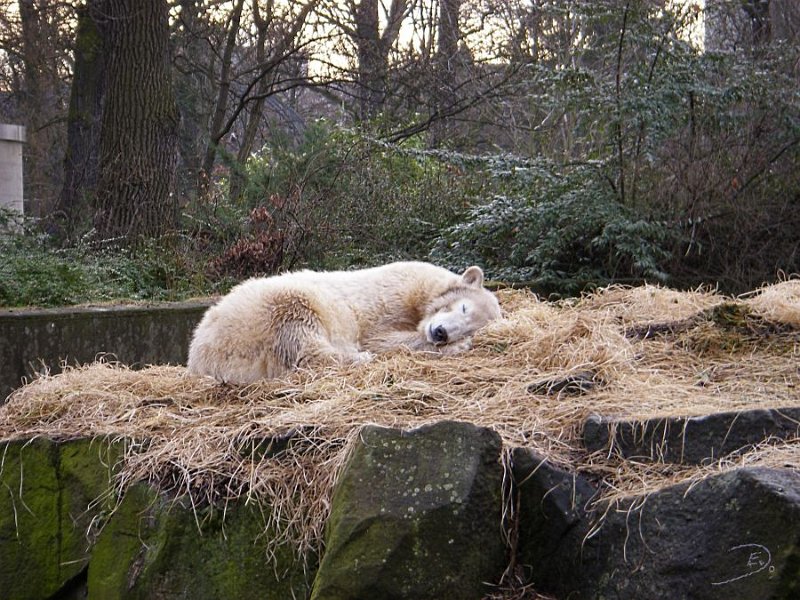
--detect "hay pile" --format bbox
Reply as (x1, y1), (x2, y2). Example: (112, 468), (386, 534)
(1, 281), (799, 562)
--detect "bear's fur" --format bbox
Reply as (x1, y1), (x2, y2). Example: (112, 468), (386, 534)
(187, 261), (501, 384)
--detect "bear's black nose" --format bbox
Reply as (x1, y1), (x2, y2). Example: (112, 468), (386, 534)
(431, 325), (448, 344)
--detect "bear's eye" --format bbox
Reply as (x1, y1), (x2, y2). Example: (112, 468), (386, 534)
(461, 303), (467, 314)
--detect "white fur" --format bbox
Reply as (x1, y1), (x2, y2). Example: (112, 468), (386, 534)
(187, 261), (500, 384)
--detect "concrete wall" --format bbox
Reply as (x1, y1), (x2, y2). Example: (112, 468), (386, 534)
(0, 124), (25, 216)
(0, 301), (212, 402)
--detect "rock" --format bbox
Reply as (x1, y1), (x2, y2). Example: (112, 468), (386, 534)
(526, 370), (599, 396)
(0, 302), (210, 402)
(511, 448), (597, 588)
(87, 482), (314, 600)
(238, 425), (315, 459)
(584, 406), (800, 464)
(310, 420), (507, 600)
(0, 437), (122, 600)
(526, 467), (800, 599)
(623, 301), (795, 341)
(0, 436), (314, 599)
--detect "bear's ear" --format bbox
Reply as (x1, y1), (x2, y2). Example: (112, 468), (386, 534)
(461, 265), (484, 287)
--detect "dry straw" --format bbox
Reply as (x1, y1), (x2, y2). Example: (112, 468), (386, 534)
(1, 281), (799, 570)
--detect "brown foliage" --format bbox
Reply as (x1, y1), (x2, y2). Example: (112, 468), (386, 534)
(209, 202), (287, 277)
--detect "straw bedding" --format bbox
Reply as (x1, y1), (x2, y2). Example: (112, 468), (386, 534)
(1, 280), (799, 571)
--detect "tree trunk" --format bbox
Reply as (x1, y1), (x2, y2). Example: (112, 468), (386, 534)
(352, 0), (407, 121)
(770, 0), (800, 44)
(429, 0), (462, 146)
(229, 0), (273, 202)
(173, 0), (206, 206)
(18, 0), (42, 117)
(93, 0), (179, 242)
(354, 0), (383, 120)
(53, 1), (107, 241)
(211, 0), (317, 200)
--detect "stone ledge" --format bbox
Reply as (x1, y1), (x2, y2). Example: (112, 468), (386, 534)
(584, 406), (800, 464)
(0, 300), (213, 401)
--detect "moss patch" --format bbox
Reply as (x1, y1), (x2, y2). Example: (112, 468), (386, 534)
(88, 482), (314, 600)
(0, 438), (121, 600)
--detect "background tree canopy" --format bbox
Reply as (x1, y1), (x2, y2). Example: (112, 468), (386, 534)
(0, 0), (798, 305)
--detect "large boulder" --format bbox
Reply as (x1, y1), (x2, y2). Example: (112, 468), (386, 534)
(87, 482), (314, 600)
(0, 435), (314, 599)
(517, 464), (800, 599)
(0, 437), (122, 600)
(512, 448), (596, 587)
(310, 420), (507, 600)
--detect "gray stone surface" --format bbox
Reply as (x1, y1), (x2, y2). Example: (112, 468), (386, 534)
(523, 467), (800, 599)
(3, 429), (800, 599)
(310, 420), (507, 600)
(584, 407), (800, 464)
(0, 301), (211, 401)
(512, 448), (597, 588)
(526, 370), (598, 396)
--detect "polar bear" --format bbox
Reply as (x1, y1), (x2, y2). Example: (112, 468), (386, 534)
(187, 261), (501, 384)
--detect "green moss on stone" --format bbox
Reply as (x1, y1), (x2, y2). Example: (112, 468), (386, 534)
(86, 482), (161, 599)
(0, 437), (122, 600)
(0, 439), (61, 600)
(88, 482), (315, 600)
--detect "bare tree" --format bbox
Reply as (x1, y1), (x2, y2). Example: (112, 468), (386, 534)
(770, 0), (800, 44)
(705, 0), (800, 52)
(172, 0), (210, 204)
(375, 0), (527, 146)
(428, 0), (463, 145)
(191, 0), (320, 197)
(317, 0), (411, 121)
(198, 0), (246, 196)
(353, 0), (409, 119)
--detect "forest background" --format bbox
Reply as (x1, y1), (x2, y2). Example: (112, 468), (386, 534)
(1, 0), (798, 306)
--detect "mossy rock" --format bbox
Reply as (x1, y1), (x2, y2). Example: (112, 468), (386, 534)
(311, 420), (506, 600)
(0, 437), (122, 600)
(88, 482), (314, 599)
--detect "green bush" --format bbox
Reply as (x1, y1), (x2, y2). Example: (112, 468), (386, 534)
(237, 121), (487, 270)
(431, 160), (673, 296)
(0, 232), (222, 308)
(482, 1), (800, 293)
(0, 242), (88, 307)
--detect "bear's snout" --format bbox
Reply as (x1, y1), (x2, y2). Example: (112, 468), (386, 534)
(430, 324), (448, 344)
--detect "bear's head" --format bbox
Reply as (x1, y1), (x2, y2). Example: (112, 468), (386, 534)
(421, 266), (501, 346)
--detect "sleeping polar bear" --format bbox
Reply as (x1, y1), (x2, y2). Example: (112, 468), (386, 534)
(187, 261), (501, 384)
